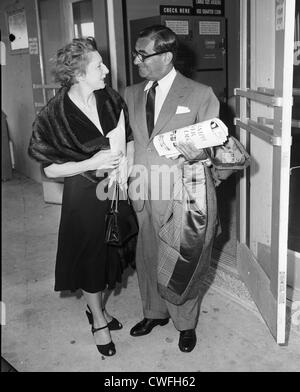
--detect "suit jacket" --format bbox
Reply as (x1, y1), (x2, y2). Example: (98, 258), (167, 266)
(124, 71), (220, 215)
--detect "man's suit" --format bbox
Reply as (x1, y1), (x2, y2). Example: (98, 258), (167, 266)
(124, 71), (220, 330)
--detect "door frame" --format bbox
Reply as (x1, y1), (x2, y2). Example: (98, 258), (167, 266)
(236, 0), (295, 344)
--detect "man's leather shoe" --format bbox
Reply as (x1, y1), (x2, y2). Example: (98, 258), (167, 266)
(178, 329), (197, 353)
(130, 318), (169, 337)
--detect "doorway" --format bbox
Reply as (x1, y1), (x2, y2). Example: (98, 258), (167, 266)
(72, 0), (95, 38)
(236, 0), (297, 344)
(38, 0), (111, 86)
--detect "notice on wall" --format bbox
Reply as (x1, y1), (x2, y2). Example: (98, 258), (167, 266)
(204, 39), (217, 50)
(194, 0), (224, 17)
(160, 5), (193, 16)
(199, 21), (220, 35)
(165, 20), (190, 36)
(276, 0), (285, 31)
(29, 37), (39, 55)
(7, 8), (29, 51)
(295, 41), (300, 66)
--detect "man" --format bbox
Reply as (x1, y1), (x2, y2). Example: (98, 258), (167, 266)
(124, 25), (219, 353)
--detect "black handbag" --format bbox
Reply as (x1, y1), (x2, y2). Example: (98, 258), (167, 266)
(105, 182), (139, 247)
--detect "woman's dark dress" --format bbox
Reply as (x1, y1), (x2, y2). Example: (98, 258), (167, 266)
(54, 91), (131, 293)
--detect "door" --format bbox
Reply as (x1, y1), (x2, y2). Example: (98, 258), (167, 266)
(235, 0), (295, 344)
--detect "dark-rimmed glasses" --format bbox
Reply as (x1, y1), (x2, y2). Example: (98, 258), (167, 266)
(132, 49), (169, 62)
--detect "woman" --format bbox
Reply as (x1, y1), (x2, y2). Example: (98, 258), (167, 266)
(28, 38), (135, 357)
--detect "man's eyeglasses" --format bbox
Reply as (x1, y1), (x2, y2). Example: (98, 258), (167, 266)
(132, 49), (169, 62)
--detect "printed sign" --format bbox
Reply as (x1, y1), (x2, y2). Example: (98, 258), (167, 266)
(295, 41), (300, 66)
(194, 0), (224, 17)
(199, 21), (220, 35)
(165, 20), (190, 36)
(160, 5), (193, 16)
(276, 0), (285, 31)
(29, 37), (39, 55)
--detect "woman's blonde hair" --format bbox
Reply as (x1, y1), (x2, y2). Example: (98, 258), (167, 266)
(53, 37), (98, 87)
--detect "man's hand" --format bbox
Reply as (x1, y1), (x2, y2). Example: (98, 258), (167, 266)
(176, 141), (208, 162)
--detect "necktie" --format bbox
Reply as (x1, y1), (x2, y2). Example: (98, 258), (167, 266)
(146, 81), (158, 137)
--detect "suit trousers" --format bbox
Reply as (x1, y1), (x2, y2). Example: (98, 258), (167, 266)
(135, 198), (200, 331)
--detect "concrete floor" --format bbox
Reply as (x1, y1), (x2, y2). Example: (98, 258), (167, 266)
(2, 173), (300, 372)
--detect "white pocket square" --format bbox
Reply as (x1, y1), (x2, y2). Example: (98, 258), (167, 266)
(176, 106), (191, 114)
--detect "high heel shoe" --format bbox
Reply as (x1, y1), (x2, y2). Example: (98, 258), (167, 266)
(86, 306), (123, 331)
(92, 325), (116, 356)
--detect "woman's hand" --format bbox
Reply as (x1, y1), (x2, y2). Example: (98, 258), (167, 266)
(107, 155), (128, 191)
(43, 150), (121, 179)
(89, 149), (122, 171)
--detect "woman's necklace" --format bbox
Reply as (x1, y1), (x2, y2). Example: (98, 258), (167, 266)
(69, 92), (96, 112)
(68, 91), (103, 134)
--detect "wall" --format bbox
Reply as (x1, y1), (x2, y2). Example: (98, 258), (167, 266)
(1, 0), (41, 182)
(39, 0), (63, 83)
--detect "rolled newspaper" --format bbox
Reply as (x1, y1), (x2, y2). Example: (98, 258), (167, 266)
(153, 118), (228, 158)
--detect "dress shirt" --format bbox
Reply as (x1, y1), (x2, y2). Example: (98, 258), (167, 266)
(144, 67), (177, 125)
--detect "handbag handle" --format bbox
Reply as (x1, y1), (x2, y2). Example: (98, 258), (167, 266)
(109, 181), (130, 213)
(110, 181), (119, 213)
